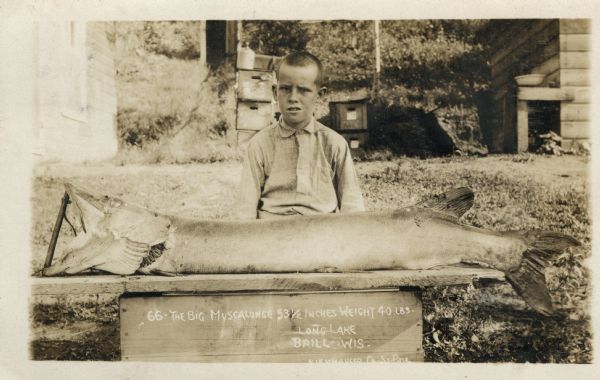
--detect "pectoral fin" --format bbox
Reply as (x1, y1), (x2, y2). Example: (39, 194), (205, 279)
(43, 234), (149, 276)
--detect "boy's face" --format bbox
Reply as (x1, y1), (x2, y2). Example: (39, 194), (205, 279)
(276, 63), (324, 129)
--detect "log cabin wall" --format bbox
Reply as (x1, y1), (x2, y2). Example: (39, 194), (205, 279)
(558, 19), (591, 149)
(484, 19), (590, 152)
(485, 19), (560, 152)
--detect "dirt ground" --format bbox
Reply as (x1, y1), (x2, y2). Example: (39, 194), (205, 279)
(30, 154), (591, 361)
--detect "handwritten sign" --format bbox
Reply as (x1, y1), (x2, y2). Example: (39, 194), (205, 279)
(120, 290), (422, 362)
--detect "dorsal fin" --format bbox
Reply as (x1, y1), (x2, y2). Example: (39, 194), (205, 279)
(415, 187), (474, 219)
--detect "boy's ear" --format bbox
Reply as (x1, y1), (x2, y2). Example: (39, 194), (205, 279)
(318, 86), (328, 97)
(272, 84), (277, 99)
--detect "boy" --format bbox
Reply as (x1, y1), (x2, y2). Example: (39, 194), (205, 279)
(236, 51), (364, 219)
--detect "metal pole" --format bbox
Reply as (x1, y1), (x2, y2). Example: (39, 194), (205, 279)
(199, 20), (207, 68)
(237, 20), (243, 50)
(373, 20), (381, 98)
(44, 192), (70, 269)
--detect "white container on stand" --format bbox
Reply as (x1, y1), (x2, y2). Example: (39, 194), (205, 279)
(237, 43), (255, 70)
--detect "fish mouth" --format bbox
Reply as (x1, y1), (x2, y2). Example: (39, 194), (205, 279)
(64, 182), (123, 233)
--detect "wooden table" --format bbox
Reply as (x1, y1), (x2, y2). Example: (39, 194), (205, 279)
(516, 86), (574, 152)
(31, 267), (504, 362)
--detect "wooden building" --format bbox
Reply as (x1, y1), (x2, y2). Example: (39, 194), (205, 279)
(34, 22), (119, 162)
(33, 21), (240, 163)
(203, 21), (239, 68)
(481, 19), (590, 152)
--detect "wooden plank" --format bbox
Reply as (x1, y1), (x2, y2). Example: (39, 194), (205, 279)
(90, 64), (116, 76)
(90, 71), (117, 85)
(560, 69), (590, 86)
(546, 69), (560, 86)
(531, 55), (559, 75)
(88, 51), (115, 69)
(87, 32), (109, 48)
(89, 67), (115, 80)
(225, 21), (238, 55)
(334, 102), (368, 131)
(560, 121), (589, 139)
(560, 86), (590, 104)
(88, 77), (117, 97)
(516, 100), (529, 153)
(492, 36), (559, 79)
(517, 87), (573, 101)
(88, 75), (115, 92)
(486, 20), (519, 53)
(87, 85), (117, 103)
(561, 138), (589, 150)
(503, 94), (517, 153)
(492, 45), (559, 90)
(87, 22), (110, 37)
(88, 73), (116, 89)
(339, 131), (368, 150)
(491, 74), (513, 95)
(121, 290), (423, 362)
(560, 52), (590, 69)
(199, 20), (206, 67)
(88, 42), (115, 59)
(492, 87), (509, 101)
(237, 71), (274, 102)
(236, 102), (274, 131)
(31, 275), (126, 295)
(87, 97), (117, 113)
(30, 267), (506, 296)
(86, 29), (112, 48)
(491, 19), (557, 66)
(87, 46), (114, 61)
(559, 19), (591, 34)
(560, 103), (589, 121)
(560, 34), (590, 51)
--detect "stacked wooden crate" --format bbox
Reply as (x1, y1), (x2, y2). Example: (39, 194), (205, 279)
(235, 54), (281, 152)
(329, 96), (370, 150)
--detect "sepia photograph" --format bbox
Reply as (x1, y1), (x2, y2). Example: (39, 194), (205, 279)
(1, 0), (597, 378)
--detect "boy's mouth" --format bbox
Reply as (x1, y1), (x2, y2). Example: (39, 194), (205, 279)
(286, 106), (302, 112)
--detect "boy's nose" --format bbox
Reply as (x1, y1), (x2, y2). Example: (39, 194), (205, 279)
(288, 87), (299, 101)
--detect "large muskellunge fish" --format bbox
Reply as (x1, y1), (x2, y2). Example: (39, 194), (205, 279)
(43, 183), (579, 316)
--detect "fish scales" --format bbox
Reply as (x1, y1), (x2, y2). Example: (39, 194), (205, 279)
(151, 210), (524, 274)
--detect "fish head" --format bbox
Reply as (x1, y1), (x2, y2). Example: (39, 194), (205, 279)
(43, 182), (173, 276)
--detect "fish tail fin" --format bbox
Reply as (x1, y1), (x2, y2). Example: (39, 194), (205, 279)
(506, 231), (580, 316)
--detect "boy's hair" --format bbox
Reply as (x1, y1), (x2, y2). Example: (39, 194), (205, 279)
(277, 51), (325, 87)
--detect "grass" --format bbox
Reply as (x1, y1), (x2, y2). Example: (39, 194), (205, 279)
(30, 155), (590, 362)
(112, 22), (238, 165)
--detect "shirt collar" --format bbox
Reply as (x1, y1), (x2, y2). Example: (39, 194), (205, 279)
(278, 117), (316, 138)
